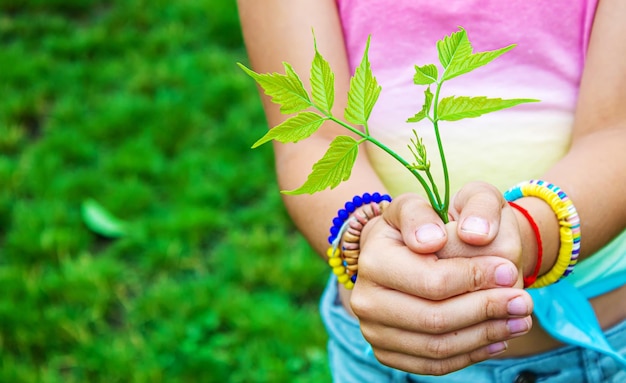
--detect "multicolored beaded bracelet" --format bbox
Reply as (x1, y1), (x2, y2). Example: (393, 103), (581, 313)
(327, 193), (392, 289)
(504, 180), (581, 288)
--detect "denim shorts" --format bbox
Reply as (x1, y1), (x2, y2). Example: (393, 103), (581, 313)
(320, 275), (626, 383)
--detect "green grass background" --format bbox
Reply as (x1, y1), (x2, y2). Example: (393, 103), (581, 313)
(0, 1), (331, 381)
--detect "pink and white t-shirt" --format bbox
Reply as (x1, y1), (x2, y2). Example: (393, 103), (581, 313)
(335, 0), (598, 196)
(334, 3), (626, 362)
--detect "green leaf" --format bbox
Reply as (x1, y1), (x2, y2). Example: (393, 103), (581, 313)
(81, 199), (128, 238)
(344, 36), (382, 125)
(407, 87), (434, 123)
(407, 110), (428, 123)
(238, 62), (311, 114)
(282, 136), (359, 195)
(436, 27), (471, 70)
(444, 44), (515, 81)
(438, 96), (539, 121)
(310, 36), (335, 114)
(252, 112), (327, 148)
(413, 64), (438, 85)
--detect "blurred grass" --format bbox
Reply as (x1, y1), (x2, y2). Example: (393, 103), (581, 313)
(0, 1), (331, 381)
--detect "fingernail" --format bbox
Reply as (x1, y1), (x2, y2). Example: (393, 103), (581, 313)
(507, 318), (530, 335)
(461, 216), (489, 235)
(487, 341), (508, 356)
(415, 223), (445, 243)
(495, 264), (516, 286)
(508, 297), (529, 316)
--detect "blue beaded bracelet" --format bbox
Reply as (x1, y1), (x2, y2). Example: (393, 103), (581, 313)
(328, 192), (392, 245)
(327, 192), (392, 289)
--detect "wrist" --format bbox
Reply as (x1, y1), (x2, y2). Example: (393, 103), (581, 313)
(508, 201), (541, 284)
(326, 192), (392, 289)
(504, 179), (580, 289)
(509, 204), (535, 279)
(511, 197), (560, 277)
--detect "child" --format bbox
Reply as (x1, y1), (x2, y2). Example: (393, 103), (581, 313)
(238, 0), (626, 381)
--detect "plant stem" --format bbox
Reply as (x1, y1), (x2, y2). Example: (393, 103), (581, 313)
(326, 115), (447, 221)
(431, 82), (450, 222)
(425, 170), (443, 211)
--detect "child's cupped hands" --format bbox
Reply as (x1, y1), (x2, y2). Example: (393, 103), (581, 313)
(350, 181), (533, 375)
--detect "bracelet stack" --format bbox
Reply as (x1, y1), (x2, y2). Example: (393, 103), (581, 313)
(327, 181), (580, 290)
(327, 192), (392, 289)
(504, 180), (581, 288)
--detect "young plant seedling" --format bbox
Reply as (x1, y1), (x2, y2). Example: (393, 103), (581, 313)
(239, 27), (538, 222)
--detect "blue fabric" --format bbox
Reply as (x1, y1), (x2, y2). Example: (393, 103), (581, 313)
(569, 229), (626, 298)
(527, 229), (626, 369)
(321, 275), (626, 382)
(529, 281), (626, 369)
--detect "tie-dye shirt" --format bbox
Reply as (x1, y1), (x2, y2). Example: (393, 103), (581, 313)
(336, 0), (599, 196)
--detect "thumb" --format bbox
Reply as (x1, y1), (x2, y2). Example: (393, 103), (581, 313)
(382, 193), (447, 254)
(450, 181), (506, 246)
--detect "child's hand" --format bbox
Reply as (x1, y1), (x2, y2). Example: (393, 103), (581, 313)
(439, 181), (526, 288)
(350, 188), (532, 375)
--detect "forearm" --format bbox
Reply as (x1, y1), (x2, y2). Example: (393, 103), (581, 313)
(238, 0), (388, 258)
(510, 125), (626, 279)
(542, 125), (626, 257)
(275, 137), (388, 257)
(511, 0), (626, 276)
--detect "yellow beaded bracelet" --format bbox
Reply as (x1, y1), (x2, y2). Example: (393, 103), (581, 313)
(504, 180), (581, 288)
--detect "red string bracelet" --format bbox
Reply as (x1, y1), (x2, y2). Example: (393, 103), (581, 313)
(508, 201), (543, 288)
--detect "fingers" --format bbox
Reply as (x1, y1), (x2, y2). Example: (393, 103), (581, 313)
(365, 316), (533, 375)
(372, 346), (498, 377)
(450, 181), (507, 246)
(369, 321), (529, 376)
(381, 193), (448, 254)
(381, 184), (508, 257)
(352, 276), (534, 375)
(359, 224), (519, 299)
(352, 271), (534, 375)
(368, 315), (533, 357)
(351, 283), (532, 334)
(436, 215), (524, 288)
